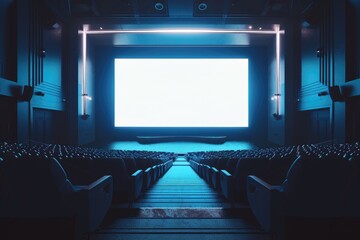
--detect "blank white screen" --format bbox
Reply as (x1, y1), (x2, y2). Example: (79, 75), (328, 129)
(114, 58), (248, 127)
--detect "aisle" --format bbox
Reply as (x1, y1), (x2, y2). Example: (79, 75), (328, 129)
(134, 156), (229, 208)
(90, 156), (270, 240)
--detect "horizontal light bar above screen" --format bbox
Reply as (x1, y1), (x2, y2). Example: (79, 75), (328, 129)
(80, 29), (285, 35)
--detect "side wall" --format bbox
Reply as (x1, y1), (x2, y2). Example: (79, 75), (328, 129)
(294, 0), (360, 144)
(0, 0), (71, 144)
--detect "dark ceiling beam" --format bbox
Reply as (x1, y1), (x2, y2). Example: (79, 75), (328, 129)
(67, 0), (72, 16)
(90, 0), (99, 16)
(71, 15), (289, 26)
(131, 0), (141, 23)
(221, 0), (233, 24)
(261, 0), (272, 16)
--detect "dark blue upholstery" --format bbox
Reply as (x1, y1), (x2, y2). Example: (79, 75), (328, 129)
(0, 156), (113, 237)
(247, 155), (360, 237)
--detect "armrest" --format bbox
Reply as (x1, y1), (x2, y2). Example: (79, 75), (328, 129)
(86, 175), (113, 192)
(158, 163), (164, 177)
(247, 175), (284, 193)
(145, 167), (151, 174)
(144, 167), (152, 190)
(152, 165), (159, 180)
(74, 175), (113, 232)
(246, 175), (284, 233)
(130, 170), (143, 203)
(211, 167), (220, 190)
(165, 160), (173, 172)
(131, 169), (143, 177)
(221, 169), (232, 177)
(204, 165), (212, 183)
(220, 170), (233, 200)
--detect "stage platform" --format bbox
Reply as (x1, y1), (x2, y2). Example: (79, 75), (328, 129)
(136, 135), (228, 144)
(90, 140), (259, 154)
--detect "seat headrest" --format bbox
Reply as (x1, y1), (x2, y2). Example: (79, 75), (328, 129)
(283, 155), (351, 217)
(0, 157), (73, 218)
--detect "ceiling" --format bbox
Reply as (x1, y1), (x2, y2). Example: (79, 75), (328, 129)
(43, 0), (296, 46)
(67, 0), (293, 19)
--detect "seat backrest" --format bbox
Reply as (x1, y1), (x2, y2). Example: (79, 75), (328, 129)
(344, 156), (360, 216)
(215, 157), (228, 170)
(283, 155), (351, 218)
(268, 155), (296, 184)
(59, 157), (97, 185)
(233, 157), (269, 194)
(92, 157), (129, 201)
(224, 158), (240, 174)
(136, 158), (151, 170)
(122, 157), (138, 175)
(0, 156), (74, 218)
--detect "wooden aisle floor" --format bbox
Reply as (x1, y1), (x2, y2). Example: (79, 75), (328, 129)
(89, 156), (271, 240)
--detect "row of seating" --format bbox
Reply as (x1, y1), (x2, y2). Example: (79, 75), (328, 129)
(0, 142), (176, 239)
(187, 146), (297, 203)
(0, 155), (113, 239)
(0, 142), (176, 205)
(186, 142), (360, 238)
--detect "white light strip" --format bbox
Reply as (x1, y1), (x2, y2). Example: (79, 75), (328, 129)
(275, 24), (281, 116)
(82, 25), (88, 116)
(79, 29), (285, 35)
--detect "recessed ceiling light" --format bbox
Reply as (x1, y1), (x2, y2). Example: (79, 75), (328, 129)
(198, 3), (208, 11)
(259, 27), (262, 30)
(100, 27), (103, 30)
(154, 2), (164, 11)
(248, 25), (253, 29)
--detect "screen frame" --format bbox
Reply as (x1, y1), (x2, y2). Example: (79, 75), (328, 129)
(94, 46), (268, 141)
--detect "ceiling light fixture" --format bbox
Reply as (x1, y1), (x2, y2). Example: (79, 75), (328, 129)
(198, 3), (208, 11)
(80, 29), (284, 35)
(154, 2), (164, 11)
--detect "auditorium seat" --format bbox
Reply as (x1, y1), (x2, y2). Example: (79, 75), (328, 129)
(202, 158), (216, 184)
(121, 157), (144, 204)
(0, 156), (113, 239)
(219, 157), (241, 202)
(246, 155), (360, 239)
(267, 155), (297, 184)
(60, 157), (143, 206)
(220, 157), (268, 203)
(135, 157), (153, 190)
(211, 157), (230, 191)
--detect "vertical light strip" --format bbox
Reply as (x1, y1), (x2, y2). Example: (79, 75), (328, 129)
(275, 24), (281, 116)
(82, 25), (88, 116)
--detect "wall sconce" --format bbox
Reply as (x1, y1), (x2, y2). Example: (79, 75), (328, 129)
(39, 48), (46, 58)
(81, 113), (90, 120)
(82, 93), (92, 101)
(272, 112), (282, 120)
(316, 48), (323, 58)
(271, 93), (280, 101)
(81, 93), (92, 120)
(272, 93), (281, 120)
